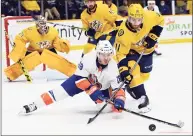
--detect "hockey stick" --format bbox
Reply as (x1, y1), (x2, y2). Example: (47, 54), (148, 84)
(47, 22), (86, 30)
(87, 48), (146, 124)
(47, 22), (119, 36)
(106, 99), (184, 128)
(4, 30), (32, 82)
(120, 107), (184, 128)
(87, 81), (125, 124)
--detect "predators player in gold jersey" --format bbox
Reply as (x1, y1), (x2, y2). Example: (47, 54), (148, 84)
(114, 4), (164, 113)
(80, 0), (122, 60)
(103, 0), (118, 14)
(4, 15), (76, 81)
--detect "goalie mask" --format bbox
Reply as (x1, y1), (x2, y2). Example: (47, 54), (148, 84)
(35, 15), (48, 35)
(96, 40), (114, 65)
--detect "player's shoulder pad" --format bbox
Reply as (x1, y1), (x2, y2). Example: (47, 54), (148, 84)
(22, 25), (36, 34)
(81, 9), (88, 17)
(107, 59), (119, 77)
(144, 10), (161, 18)
(116, 22), (126, 37)
(48, 26), (59, 35)
(84, 50), (97, 62)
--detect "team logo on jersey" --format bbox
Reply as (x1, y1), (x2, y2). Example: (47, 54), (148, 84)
(78, 62), (83, 70)
(118, 29), (124, 37)
(90, 20), (102, 31)
(18, 32), (24, 37)
(116, 75), (122, 83)
(109, 9), (115, 14)
(135, 36), (147, 46)
(37, 41), (51, 49)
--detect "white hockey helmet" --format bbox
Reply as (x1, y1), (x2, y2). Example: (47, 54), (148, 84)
(96, 40), (114, 65)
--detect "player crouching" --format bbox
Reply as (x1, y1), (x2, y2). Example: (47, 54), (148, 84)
(4, 15), (76, 81)
(19, 40), (125, 115)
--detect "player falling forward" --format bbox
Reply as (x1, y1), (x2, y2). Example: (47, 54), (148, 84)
(114, 4), (164, 113)
(80, 0), (122, 59)
(19, 40), (125, 114)
(144, 0), (162, 56)
(4, 15), (76, 81)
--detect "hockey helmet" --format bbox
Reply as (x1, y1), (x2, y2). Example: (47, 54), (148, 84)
(128, 4), (144, 19)
(35, 15), (48, 35)
(96, 40), (114, 65)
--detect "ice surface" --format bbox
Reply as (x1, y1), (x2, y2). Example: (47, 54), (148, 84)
(2, 43), (192, 135)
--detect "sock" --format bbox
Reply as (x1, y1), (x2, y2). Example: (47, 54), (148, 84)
(130, 84), (146, 99)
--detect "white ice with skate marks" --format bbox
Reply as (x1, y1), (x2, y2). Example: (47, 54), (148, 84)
(2, 43), (192, 135)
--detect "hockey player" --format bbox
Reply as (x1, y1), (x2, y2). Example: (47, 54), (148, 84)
(144, 0), (162, 56)
(103, 0), (118, 14)
(19, 40), (125, 114)
(114, 4), (164, 113)
(4, 15), (76, 81)
(80, 0), (122, 59)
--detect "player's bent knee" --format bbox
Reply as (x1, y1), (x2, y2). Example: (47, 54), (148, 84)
(49, 86), (69, 102)
(4, 51), (41, 81)
(41, 49), (77, 77)
(128, 60), (146, 88)
(141, 72), (150, 82)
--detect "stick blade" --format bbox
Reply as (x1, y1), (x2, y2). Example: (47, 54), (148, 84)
(178, 120), (184, 128)
(87, 118), (94, 124)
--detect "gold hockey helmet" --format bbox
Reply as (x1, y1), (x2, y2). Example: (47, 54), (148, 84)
(128, 4), (144, 19)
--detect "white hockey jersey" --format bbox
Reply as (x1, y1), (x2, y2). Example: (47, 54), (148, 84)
(75, 50), (122, 91)
(144, 5), (160, 14)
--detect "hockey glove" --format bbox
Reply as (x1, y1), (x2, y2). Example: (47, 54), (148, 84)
(143, 33), (158, 49)
(86, 28), (96, 37)
(113, 89), (125, 112)
(119, 66), (133, 84)
(86, 85), (105, 104)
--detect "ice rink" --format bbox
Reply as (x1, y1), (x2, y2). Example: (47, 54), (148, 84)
(2, 43), (192, 135)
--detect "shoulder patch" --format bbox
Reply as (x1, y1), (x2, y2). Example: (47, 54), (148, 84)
(109, 9), (115, 14)
(118, 29), (124, 37)
(78, 62), (83, 70)
(27, 27), (33, 30)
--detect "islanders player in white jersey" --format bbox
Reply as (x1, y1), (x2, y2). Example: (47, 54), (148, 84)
(20, 40), (125, 114)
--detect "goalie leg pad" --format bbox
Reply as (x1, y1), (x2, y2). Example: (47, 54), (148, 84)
(4, 63), (24, 81)
(22, 51), (41, 70)
(4, 51), (41, 81)
(41, 49), (77, 77)
(8, 43), (27, 62)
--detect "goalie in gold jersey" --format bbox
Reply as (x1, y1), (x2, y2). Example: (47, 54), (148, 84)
(4, 15), (76, 81)
(80, 0), (122, 59)
(114, 4), (164, 113)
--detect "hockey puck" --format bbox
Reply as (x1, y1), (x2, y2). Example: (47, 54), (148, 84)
(149, 124), (156, 131)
